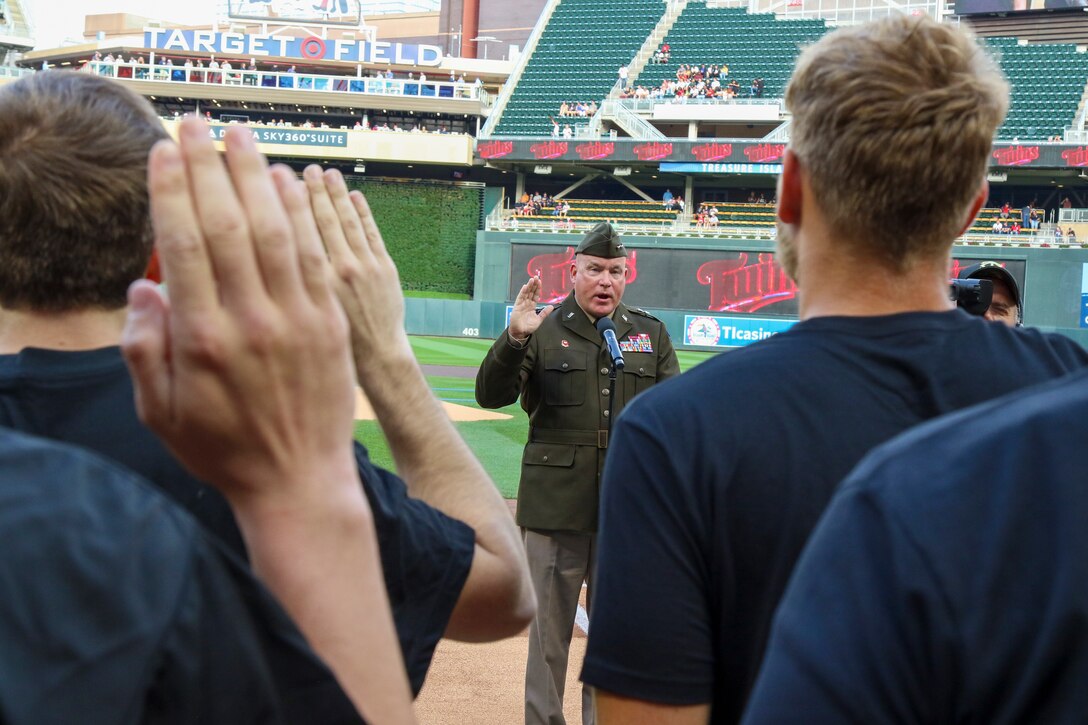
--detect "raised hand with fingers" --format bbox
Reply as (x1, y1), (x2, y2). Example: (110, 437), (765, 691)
(123, 123), (356, 504)
(301, 164), (536, 642)
(121, 117), (415, 725)
(302, 164), (412, 384)
(509, 275), (554, 343)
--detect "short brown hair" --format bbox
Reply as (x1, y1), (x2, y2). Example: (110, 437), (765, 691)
(0, 71), (168, 311)
(785, 15), (1008, 269)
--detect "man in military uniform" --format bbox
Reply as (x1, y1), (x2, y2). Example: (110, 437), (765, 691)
(476, 222), (680, 725)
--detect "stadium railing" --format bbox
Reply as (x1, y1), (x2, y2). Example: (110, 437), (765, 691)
(0, 65), (32, 79)
(487, 211), (1084, 248)
(83, 61), (489, 103)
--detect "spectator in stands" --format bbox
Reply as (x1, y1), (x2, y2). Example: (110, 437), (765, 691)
(992, 219), (1003, 234)
(663, 188), (674, 207)
(559, 101), (570, 117)
(1063, 196), (1073, 208)
(1055, 224), (1064, 239)
(1069, 227), (1077, 243)
(562, 124), (573, 139)
(0, 71), (533, 708)
(618, 65), (629, 89)
(582, 15), (1088, 725)
(1000, 201), (1010, 219)
(550, 116), (560, 137)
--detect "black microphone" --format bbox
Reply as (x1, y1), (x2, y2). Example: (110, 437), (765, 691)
(595, 317), (625, 370)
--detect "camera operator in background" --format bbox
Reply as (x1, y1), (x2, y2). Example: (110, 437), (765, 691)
(958, 261), (1022, 327)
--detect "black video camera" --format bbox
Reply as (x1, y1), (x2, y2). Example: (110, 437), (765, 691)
(950, 278), (993, 317)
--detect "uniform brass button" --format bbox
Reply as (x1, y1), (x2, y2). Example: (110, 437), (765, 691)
(603, 410), (610, 417)
(602, 388), (610, 396)
(639, 367), (645, 374)
(561, 362), (569, 370)
(601, 367), (609, 375)
(542, 455), (549, 462)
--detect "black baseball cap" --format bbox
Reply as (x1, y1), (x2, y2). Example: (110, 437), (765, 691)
(961, 257), (1018, 322)
(958, 262), (1021, 312)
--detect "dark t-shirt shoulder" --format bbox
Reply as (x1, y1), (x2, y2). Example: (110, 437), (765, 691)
(0, 427), (362, 725)
(0, 346), (474, 695)
(584, 310), (1088, 723)
(746, 368), (1088, 723)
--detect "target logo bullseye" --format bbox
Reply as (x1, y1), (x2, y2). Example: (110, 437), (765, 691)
(300, 37), (327, 59)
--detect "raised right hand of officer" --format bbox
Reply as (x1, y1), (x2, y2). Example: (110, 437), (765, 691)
(509, 276), (554, 342)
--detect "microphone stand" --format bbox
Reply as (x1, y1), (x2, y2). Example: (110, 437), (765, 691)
(607, 355), (618, 440)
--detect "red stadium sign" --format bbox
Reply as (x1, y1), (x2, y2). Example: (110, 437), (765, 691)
(530, 141), (569, 160)
(633, 142), (673, 161)
(697, 254), (797, 313)
(743, 143), (787, 163)
(992, 145), (1040, 166)
(576, 141), (616, 160)
(1061, 146), (1088, 167)
(692, 142), (733, 162)
(477, 140), (514, 159)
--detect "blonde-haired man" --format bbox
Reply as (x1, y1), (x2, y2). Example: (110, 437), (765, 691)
(581, 15), (1088, 725)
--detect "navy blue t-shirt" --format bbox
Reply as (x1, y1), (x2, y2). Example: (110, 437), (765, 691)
(0, 427), (362, 725)
(581, 310), (1088, 724)
(0, 346), (474, 695)
(745, 367), (1088, 724)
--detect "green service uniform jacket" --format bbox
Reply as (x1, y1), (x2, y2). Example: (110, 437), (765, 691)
(475, 294), (680, 533)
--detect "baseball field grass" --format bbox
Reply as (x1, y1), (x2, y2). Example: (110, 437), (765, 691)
(353, 336), (719, 499)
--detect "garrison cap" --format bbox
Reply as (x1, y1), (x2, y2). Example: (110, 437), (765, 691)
(575, 222), (627, 258)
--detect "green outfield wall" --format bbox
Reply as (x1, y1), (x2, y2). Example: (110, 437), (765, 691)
(401, 230), (1088, 350)
(346, 178), (482, 296)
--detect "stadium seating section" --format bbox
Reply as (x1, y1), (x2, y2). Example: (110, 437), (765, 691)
(519, 199), (681, 223)
(517, 200), (1034, 236)
(636, 5), (829, 100)
(518, 199), (782, 227)
(985, 37), (1088, 140)
(492, 0), (1088, 141)
(493, 0), (664, 136)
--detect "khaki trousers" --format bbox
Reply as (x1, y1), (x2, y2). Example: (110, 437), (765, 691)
(523, 528), (597, 725)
